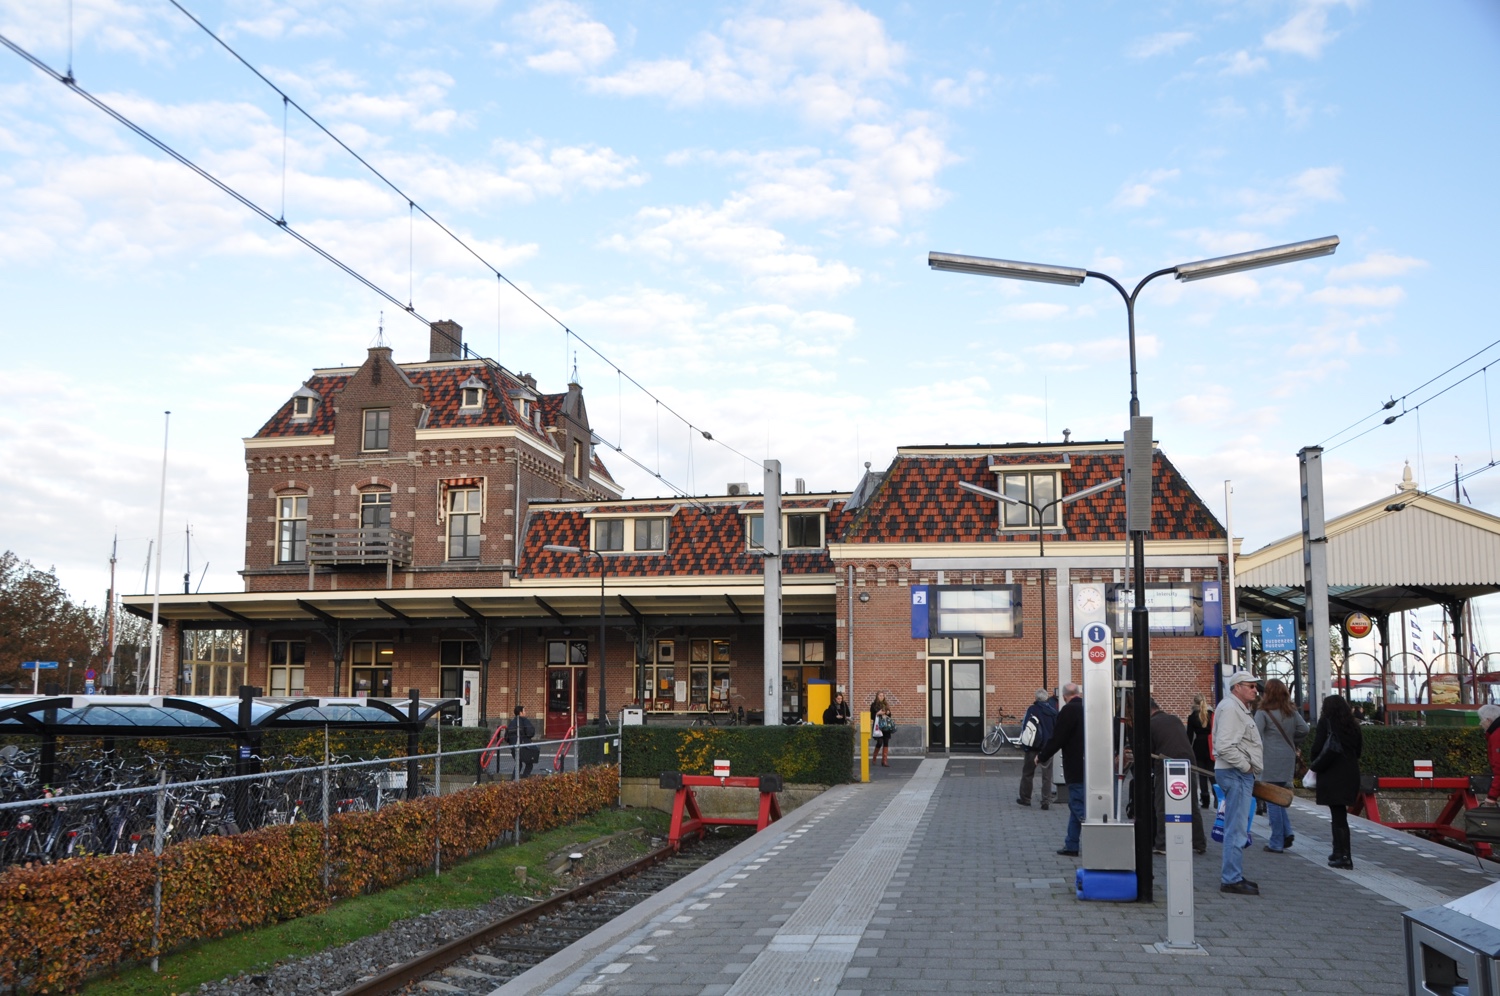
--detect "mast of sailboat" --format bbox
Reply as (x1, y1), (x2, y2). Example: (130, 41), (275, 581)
(146, 412), (170, 696)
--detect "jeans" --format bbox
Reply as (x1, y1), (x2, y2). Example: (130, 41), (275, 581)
(1019, 750), (1055, 804)
(1266, 780), (1292, 850)
(1218, 767), (1254, 885)
(1064, 782), (1086, 851)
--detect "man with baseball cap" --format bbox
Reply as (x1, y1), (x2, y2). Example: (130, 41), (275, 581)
(1214, 671), (1264, 895)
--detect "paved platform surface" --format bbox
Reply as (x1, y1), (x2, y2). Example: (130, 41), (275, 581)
(493, 756), (1500, 995)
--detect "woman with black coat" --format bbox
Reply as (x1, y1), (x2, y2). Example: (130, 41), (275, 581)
(1310, 694), (1363, 869)
(1186, 693), (1215, 808)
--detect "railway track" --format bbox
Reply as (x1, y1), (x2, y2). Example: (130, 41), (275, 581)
(338, 830), (745, 996)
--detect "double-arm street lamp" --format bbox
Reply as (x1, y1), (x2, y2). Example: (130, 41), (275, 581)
(543, 544), (608, 728)
(932, 235), (1339, 903)
(959, 477), (1122, 690)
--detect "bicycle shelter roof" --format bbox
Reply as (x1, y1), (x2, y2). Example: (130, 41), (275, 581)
(0, 695), (458, 738)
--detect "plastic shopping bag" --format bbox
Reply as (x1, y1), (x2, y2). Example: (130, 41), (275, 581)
(1208, 783), (1252, 847)
(1302, 769), (1317, 789)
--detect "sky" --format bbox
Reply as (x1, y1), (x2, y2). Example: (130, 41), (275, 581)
(0, 0), (1497, 658)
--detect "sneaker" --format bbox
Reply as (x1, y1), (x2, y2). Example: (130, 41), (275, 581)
(1016, 798), (1030, 806)
(1152, 847), (1166, 855)
(1263, 845), (1284, 853)
(1220, 880), (1260, 895)
(1056, 848), (1080, 856)
(1193, 846), (1207, 855)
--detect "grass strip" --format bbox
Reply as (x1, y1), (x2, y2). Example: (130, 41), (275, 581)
(82, 807), (670, 996)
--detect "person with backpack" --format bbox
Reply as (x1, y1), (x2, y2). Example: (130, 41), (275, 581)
(1016, 689), (1058, 809)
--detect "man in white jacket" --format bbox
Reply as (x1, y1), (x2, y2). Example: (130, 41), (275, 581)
(1214, 671), (1265, 895)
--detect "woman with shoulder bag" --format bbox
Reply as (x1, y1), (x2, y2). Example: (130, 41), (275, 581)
(1310, 694), (1363, 869)
(1253, 679), (1309, 853)
(869, 692), (892, 766)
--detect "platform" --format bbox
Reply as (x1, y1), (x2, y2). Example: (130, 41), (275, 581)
(493, 756), (1500, 995)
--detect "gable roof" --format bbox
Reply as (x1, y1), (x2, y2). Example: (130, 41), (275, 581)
(522, 495), (850, 579)
(841, 445), (1224, 545)
(251, 361), (615, 482)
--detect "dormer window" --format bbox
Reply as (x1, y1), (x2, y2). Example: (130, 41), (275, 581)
(290, 385), (321, 420)
(459, 375), (486, 410)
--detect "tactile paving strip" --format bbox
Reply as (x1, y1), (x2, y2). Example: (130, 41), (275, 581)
(723, 759), (947, 995)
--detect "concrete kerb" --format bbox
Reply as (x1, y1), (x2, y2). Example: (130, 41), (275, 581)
(490, 777), (871, 996)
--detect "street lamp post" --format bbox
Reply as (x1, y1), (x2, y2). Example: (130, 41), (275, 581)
(932, 235), (1339, 903)
(543, 544), (608, 728)
(959, 477), (1122, 690)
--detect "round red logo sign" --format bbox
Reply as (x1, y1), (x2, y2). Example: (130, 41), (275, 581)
(1345, 612), (1373, 639)
(1087, 645), (1107, 664)
(1167, 778), (1190, 801)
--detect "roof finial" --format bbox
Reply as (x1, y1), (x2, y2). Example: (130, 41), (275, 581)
(1397, 460), (1417, 492)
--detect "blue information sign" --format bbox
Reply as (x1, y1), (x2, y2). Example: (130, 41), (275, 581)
(910, 585), (930, 639)
(1261, 618), (1297, 652)
(20, 661), (59, 670)
(1201, 582), (1223, 637)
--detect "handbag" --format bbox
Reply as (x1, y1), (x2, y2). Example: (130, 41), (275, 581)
(1266, 711), (1307, 780)
(1309, 729), (1343, 774)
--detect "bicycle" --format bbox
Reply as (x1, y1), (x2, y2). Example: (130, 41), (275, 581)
(980, 712), (1027, 756)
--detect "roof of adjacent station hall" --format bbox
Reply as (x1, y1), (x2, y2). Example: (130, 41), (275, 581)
(839, 443), (1225, 545)
(521, 494), (852, 579)
(250, 360), (614, 482)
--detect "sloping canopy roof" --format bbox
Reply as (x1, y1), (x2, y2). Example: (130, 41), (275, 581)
(1235, 491), (1500, 617)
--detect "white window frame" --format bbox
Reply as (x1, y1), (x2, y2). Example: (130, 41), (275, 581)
(634, 517), (667, 552)
(745, 512), (826, 551)
(292, 395), (314, 418)
(588, 516), (668, 553)
(276, 494), (307, 564)
(993, 471), (1061, 529)
(360, 489), (392, 531)
(447, 488), (482, 560)
(461, 386), (483, 409)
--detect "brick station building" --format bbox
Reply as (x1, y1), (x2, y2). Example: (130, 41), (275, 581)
(125, 322), (1233, 748)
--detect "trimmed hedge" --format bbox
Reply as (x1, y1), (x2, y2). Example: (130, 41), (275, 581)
(0, 766), (617, 994)
(621, 724), (856, 785)
(1299, 726), (1487, 778)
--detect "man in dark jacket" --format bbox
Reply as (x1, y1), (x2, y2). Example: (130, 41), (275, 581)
(1017, 689), (1059, 809)
(503, 704), (537, 777)
(1036, 683), (1084, 856)
(1149, 699), (1206, 853)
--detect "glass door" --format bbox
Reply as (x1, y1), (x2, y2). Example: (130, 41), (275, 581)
(949, 660), (984, 751)
(928, 659), (946, 750)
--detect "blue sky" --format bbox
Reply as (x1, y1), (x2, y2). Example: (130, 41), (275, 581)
(1, 0), (1497, 656)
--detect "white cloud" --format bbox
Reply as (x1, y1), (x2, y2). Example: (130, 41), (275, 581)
(605, 203), (860, 299)
(586, 0), (904, 127)
(1234, 165), (1343, 225)
(1113, 167), (1180, 209)
(1219, 50), (1268, 76)
(1025, 334), (1160, 366)
(1000, 302), (1071, 321)
(1128, 31), (1195, 59)
(1327, 252), (1427, 282)
(511, 1), (618, 74)
(1307, 284), (1405, 308)
(1263, 0), (1359, 59)
(929, 70), (989, 108)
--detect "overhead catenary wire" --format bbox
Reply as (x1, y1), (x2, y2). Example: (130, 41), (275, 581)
(1325, 355), (1500, 453)
(0, 27), (713, 510)
(1320, 336), (1500, 448)
(163, 0), (763, 469)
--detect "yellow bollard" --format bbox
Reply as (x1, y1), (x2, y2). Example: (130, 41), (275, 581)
(860, 711), (871, 783)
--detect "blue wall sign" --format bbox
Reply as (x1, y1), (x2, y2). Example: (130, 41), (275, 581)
(910, 585), (929, 639)
(1201, 582), (1223, 637)
(1261, 618), (1297, 652)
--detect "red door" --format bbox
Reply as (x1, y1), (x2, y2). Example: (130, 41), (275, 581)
(546, 667), (588, 739)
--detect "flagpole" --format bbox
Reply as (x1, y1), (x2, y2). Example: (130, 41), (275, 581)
(146, 412), (171, 696)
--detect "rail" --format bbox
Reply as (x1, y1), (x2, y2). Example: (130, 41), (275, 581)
(307, 528), (413, 587)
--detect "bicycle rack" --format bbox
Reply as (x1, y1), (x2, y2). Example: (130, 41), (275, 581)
(659, 772), (783, 850)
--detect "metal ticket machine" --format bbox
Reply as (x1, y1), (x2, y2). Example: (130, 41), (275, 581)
(1155, 758), (1204, 953)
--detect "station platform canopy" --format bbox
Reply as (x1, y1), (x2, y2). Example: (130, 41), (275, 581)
(0, 694), (458, 738)
(1235, 486), (1500, 620)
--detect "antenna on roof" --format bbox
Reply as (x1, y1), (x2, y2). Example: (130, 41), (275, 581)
(372, 311), (387, 348)
(570, 351), (579, 385)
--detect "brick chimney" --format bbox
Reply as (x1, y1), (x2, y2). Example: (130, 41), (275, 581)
(429, 319), (463, 361)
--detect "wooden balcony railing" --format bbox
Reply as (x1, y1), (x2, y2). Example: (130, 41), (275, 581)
(307, 528), (413, 589)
